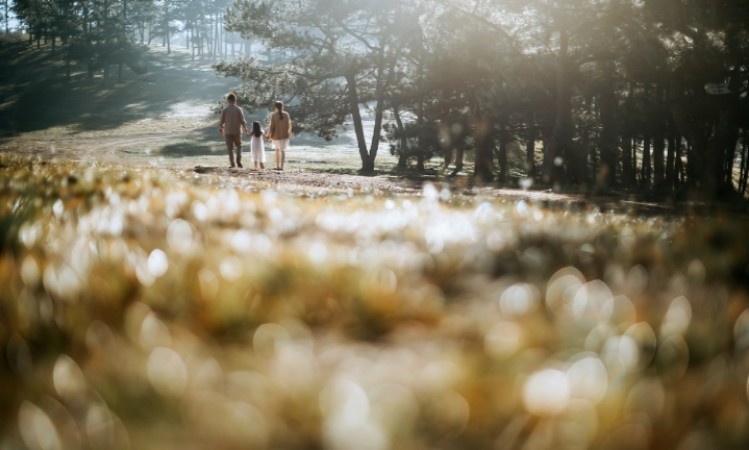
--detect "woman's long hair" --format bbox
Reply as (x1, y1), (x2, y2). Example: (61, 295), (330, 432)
(274, 101), (284, 120)
(252, 121), (263, 137)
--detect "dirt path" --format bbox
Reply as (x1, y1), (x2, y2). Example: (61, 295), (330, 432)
(1, 116), (634, 206)
(2, 122), (591, 202)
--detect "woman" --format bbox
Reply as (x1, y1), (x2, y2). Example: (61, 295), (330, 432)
(268, 101), (292, 170)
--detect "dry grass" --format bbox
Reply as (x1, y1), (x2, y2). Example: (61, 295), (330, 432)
(1, 152), (749, 450)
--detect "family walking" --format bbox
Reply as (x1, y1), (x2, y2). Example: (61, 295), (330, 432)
(219, 94), (292, 171)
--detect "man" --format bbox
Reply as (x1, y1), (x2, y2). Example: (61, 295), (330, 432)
(219, 93), (249, 168)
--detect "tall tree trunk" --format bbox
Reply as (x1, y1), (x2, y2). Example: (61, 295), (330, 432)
(666, 131), (677, 193)
(214, 14), (220, 58)
(543, 27), (571, 188)
(165, 1), (171, 54)
(670, 92), (699, 190)
(526, 135), (535, 180)
(474, 117), (494, 182)
(622, 135), (632, 189)
(653, 134), (665, 191)
(452, 132), (465, 176)
(417, 154), (425, 172)
(525, 112), (536, 179)
(653, 87), (666, 190)
(120, 0), (127, 82)
(642, 136), (651, 190)
(191, 27), (196, 60)
(497, 125), (508, 184)
(346, 73), (372, 173)
(740, 132), (748, 194)
(394, 106), (408, 170)
(675, 138), (685, 189)
(721, 101), (740, 188)
(367, 50), (387, 174)
(83, 1), (94, 79)
(598, 61), (617, 192)
(686, 140), (698, 188)
(443, 125), (453, 173)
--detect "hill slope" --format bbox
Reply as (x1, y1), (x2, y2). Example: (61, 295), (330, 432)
(0, 38), (235, 136)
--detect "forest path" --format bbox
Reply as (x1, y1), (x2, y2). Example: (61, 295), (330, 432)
(1, 44), (360, 169)
(1, 43), (626, 206)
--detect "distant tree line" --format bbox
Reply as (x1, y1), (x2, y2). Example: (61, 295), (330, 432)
(1, 0), (11, 33)
(216, 0), (749, 200)
(6, 0), (251, 83)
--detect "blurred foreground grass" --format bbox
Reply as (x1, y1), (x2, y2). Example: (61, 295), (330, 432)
(1, 153), (749, 450)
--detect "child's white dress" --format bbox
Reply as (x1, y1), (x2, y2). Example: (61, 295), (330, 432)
(250, 134), (266, 163)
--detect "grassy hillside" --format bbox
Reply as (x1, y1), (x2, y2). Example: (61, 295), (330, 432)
(0, 35), (235, 136)
(0, 35), (403, 175)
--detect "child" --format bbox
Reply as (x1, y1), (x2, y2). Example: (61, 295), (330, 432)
(250, 121), (266, 170)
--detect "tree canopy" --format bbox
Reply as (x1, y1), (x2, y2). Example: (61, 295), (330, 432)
(216, 0), (749, 199)
(8, 0), (249, 82)
(215, 0), (425, 174)
(4, 0), (749, 199)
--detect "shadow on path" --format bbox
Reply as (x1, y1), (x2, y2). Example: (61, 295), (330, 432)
(160, 142), (220, 157)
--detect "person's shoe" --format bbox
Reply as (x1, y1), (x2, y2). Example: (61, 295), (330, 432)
(238, 162), (243, 168)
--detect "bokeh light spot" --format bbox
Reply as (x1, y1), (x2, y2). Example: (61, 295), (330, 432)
(485, 321), (523, 358)
(499, 283), (540, 316)
(572, 280), (613, 323)
(147, 347), (188, 397)
(139, 312), (172, 349)
(52, 355), (87, 402)
(602, 335), (639, 374)
(546, 267), (586, 318)
(166, 219), (195, 253)
(523, 369), (571, 416)
(567, 354), (608, 404)
(18, 401), (62, 450)
(85, 404), (115, 449)
(147, 249), (169, 278)
(734, 309), (749, 352)
(320, 378), (388, 450)
(661, 296), (692, 337)
(253, 323), (291, 358)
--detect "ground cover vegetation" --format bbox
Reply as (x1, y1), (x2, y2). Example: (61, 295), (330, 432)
(1, 153), (749, 449)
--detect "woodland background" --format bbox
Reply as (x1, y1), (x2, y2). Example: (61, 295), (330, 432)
(2, 0), (749, 200)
